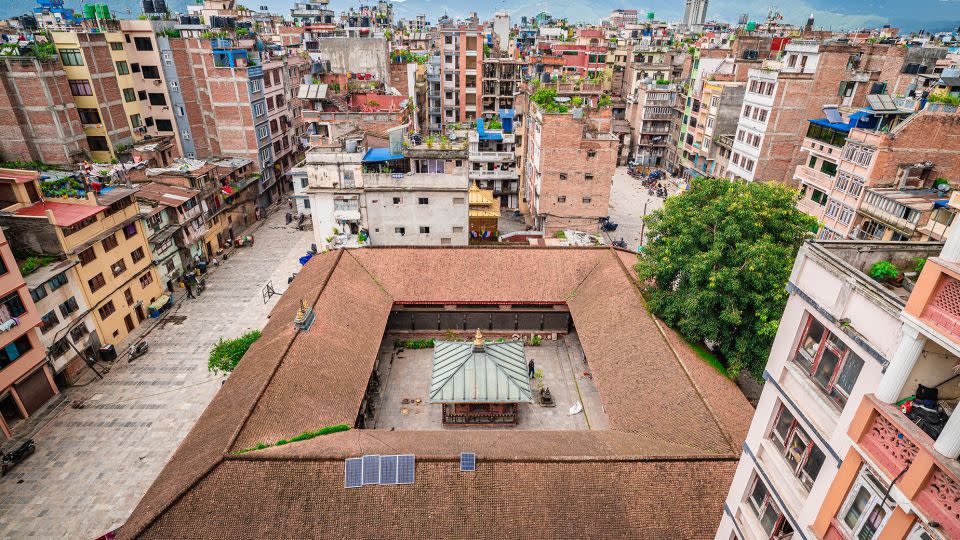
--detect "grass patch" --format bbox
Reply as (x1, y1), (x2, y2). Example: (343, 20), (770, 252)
(234, 423), (351, 454)
(688, 341), (730, 378)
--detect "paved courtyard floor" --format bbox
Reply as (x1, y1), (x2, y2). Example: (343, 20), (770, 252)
(604, 166), (684, 251)
(0, 209), (313, 539)
(373, 334), (609, 431)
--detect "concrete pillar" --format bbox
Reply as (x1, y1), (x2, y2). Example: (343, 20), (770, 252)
(934, 409), (960, 459)
(876, 325), (925, 404)
(941, 222), (960, 262)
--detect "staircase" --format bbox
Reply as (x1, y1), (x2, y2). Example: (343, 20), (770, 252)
(328, 94), (350, 112)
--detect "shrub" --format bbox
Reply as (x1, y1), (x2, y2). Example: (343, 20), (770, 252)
(529, 335), (542, 346)
(234, 424), (350, 454)
(208, 330), (262, 373)
(553, 230), (566, 239)
(395, 338), (435, 349)
(19, 255), (56, 275)
(869, 261), (899, 282)
(913, 257), (927, 274)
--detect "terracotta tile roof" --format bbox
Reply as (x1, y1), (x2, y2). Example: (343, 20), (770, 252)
(134, 182), (200, 207)
(13, 201), (107, 227)
(119, 247), (748, 539)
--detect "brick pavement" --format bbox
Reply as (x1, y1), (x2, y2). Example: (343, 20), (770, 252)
(0, 209), (314, 539)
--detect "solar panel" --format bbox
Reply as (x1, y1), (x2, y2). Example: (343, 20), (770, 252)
(460, 452), (476, 472)
(822, 106), (842, 124)
(380, 455), (399, 485)
(397, 454), (415, 484)
(362, 455), (381, 485)
(344, 458), (362, 488)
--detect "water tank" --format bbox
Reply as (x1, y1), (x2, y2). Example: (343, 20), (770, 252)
(647, 11), (654, 19)
(95, 4), (110, 19)
(83, 4), (97, 19)
(746, 21), (757, 31)
(345, 139), (358, 153)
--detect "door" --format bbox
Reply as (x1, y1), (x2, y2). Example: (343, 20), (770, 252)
(124, 314), (134, 332)
(135, 304), (145, 322)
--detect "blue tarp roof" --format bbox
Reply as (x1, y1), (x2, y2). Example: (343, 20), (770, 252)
(498, 109), (515, 119)
(808, 110), (872, 132)
(362, 148), (404, 162)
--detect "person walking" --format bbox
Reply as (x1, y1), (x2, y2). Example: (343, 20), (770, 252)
(528, 359), (535, 379)
(185, 282), (195, 299)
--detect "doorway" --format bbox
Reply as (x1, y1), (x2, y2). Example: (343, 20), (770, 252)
(124, 314), (134, 333)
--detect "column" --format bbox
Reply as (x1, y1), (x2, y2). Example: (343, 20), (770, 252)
(876, 325), (925, 404)
(934, 409), (960, 459)
(940, 220), (960, 262)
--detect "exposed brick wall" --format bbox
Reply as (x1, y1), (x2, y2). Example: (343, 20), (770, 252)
(79, 33), (133, 148)
(0, 58), (88, 164)
(869, 112), (960, 187)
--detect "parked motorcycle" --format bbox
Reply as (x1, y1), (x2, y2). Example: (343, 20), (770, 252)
(1, 439), (36, 476)
(127, 341), (149, 362)
(612, 238), (628, 249)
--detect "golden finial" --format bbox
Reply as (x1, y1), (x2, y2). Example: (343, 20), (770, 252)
(474, 328), (484, 348)
(296, 299), (307, 321)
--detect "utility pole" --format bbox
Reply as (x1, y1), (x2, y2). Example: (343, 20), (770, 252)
(638, 201), (648, 250)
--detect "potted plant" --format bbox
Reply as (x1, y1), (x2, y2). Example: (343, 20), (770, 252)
(869, 260), (901, 286)
(902, 256), (927, 292)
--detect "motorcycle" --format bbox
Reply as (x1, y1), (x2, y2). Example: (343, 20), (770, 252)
(127, 341), (149, 362)
(1, 439), (36, 476)
(612, 238), (628, 249)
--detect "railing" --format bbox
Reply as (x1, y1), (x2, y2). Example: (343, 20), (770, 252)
(470, 151), (515, 162)
(794, 165), (835, 192)
(469, 169), (518, 180)
(643, 113), (673, 120)
(921, 273), (960, 338)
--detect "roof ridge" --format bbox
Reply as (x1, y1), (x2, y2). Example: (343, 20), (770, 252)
(608, 249), (738, 454)
(343, 249), (392, 296)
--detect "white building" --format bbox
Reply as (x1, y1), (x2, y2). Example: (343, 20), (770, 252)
(492, 11), (510, 50)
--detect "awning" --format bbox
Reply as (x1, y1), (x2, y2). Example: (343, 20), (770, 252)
(362, 148), (404, 162)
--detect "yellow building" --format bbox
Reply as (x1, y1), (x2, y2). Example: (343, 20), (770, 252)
(0, 172), (163, 345)
(51, 28), (144, 162)
(468, 181), (500, 242)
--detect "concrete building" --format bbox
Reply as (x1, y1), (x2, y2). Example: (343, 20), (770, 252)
(134, 182), (206, 290)
(523, 100), (618, 234)
(794, 105), (960, 242)
(469, 112), (519, 208)
(290, 1), (334, 26)
(715, 239), (945, 540)
(626, 81), (678, 168)
(0, 172), (163, 348)
(677, 80), (744, 178)
(481, 57), (525, 116)
(492, 11), (510, 51)
(608, 9), (639, 28)
(303, 138), (469, 249)
(439, 23), (484, 125)
(681, 0), (708, 30)
(0, 52), (89, 165)
(726, 40), (920, 185)
(0, 223), (59, 439)
(50, 27), (144, 162)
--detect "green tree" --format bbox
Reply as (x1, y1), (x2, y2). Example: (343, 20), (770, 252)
(635, 177), (816, 379)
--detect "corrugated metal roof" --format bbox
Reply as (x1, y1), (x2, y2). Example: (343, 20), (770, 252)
(429, 340), (532, 403)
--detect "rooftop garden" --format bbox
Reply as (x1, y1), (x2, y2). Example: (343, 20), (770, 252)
(40, 175), (88, 199)
(392, 48), (428, 64)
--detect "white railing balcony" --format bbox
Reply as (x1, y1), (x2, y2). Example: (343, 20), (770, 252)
(470, 151), (515, 162)
(469, 169), (518, 180)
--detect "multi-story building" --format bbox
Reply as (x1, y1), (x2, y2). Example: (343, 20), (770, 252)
(677, 80), (744, 178)
(290, 1), (334, 26)
(302, 136), (469, 249)
(626, 81), (677, 168)
(0, 172), (163, 347)
(0, 222), (59, 439)
(794, 105), (960, 242)
(522, 100), (618, 234)
(608, 9), (639, 28)
(439, 23), (484, 125)
(726, 40), (921, 185)
(719, 200), (960, 540)
(134, 182), (206, 290)
(681, 0), (709, 30)
(50, 26), (144, 161)
(0, 45), (89, 165)
(468, 112), (519, 208)
(481, 57), (525, 116)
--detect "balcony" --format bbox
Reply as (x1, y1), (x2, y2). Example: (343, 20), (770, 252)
(859, 189), (924, 237)
(469, 169), (518, 180)
(794, 164), (835, 192)
(850, 395), (960, 540)
(470, 150), (514, 162)
(905, 258), (960, 345)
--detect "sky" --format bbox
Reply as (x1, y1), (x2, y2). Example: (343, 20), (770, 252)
(2, 0), (959, 31)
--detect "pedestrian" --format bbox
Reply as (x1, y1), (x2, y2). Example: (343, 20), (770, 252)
(166, 279), (174, 295)
(528, 359), (535, 379)
(186, 283), (195, 299)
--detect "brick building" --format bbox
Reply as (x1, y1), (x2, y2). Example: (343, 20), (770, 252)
(0, 55), (89, 165)
(439, 23), (484, 125)
(523, 102), (618, 234)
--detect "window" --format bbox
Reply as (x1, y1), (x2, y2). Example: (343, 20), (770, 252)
(130, 114), (142, 128)
(0, 291), (26, 319)
(793, 314), (865, 408)
(155, 119), (173, 132)
(139, 272), (154, 288)
(419, 226), (430, 234)
(256, 125), (269, 139)
(111, 258), (127, 277)
(69, 79), (93, 96)
(88, 273), (106, 293)
(587, 150), (597, 158)
(169, 81), (179, 91)
(124, 288), (134, 306)
(585, 174), (594, 181)
(102, 234), (119, 252)
(253, 102), (265, 117)
(582, 197), (592, 203)
(249, 79), (262, 93)
(60, 49), (83, 66)
(0, 335), (33, 370)
(40, 310), (59, 334)
(811, 189), (828, 206)
(49, 272), (68, 291)
(453, 226), (464, 233)
(131, 63), (140, 73)
(557, 196), (566, 203)
(109, 41), (124, 51)
(300, 177), (309, 189)
(98, 300), (116, 320)
(78, 247), (96, 266)
(418, 197), (429, 205)
(769, 403), (826, 489)
(0, 254), (7, 276)
(30, 284), (47, 303)
(559, 173), (568, 181)
(162, 52), (174, 65)
(839, 469), (890, 540)
(395, 227), (406, 236)
(77, 108), (101, 124)
(59, 296), (79, 317)
(115, 61), (130, 75)
(70, 323), (88, 342)
(141, 65), (160, 80)
(392, 197), (402, 205)
(138, 90), (147, 101)
(746, 476), (794, 537)
(134, 36), (153, 51)
(820, 160), (838, 177)
(453, 197), (465, 204)
(131, 247), (145, 263)
(148, 93), (166, 106)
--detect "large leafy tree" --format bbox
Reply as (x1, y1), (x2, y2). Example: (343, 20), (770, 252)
(636, 177), (817, 379)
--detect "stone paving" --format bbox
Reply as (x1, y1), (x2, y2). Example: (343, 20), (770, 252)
(603, 166), (680, 251)
(0, 209), (314, 539)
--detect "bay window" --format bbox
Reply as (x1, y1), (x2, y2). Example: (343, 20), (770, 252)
(746, 475), (794, 538)
(769, 403), (826, 489)
(793, 314), (865, 408)
(839, 467), (891, 540)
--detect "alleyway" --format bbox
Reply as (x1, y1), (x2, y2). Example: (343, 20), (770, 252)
(0, 210), (313, 539)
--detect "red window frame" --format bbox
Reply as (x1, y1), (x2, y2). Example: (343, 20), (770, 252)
(792, 314), (860, 407)
(769, 403), (823, 489)
(746, 475), (794, 539)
